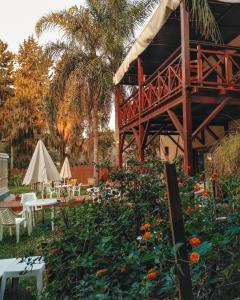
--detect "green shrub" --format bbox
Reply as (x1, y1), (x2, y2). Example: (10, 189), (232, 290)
(41, 160), (240, 300)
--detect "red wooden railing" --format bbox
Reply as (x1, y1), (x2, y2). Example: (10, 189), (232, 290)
(190, 43), (240, 90)
(119, 43), (240, 128)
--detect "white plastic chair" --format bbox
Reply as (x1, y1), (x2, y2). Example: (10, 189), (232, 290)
(21, 193), (42, 227)
(45, 185), (56, 198)
(0, 209), (26, 243)
(71, 184), (81, 197)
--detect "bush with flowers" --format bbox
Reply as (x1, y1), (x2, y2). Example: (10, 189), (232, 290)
(41, 160), (240, 300)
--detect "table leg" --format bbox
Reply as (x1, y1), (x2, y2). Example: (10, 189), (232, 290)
(42, 208), (45, 224)
(28, 208), (33, 235)
(51, 207), (55, 231)
(36, 270), (44, 291)
(0, 274), (7, 300)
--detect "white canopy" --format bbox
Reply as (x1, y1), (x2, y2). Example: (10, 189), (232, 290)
(23, 140), (61, 185)
(113, 0), (240, 85)
(60, 157), (72, 180)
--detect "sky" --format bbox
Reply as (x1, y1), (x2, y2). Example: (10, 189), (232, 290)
(0, 0), (117, 128)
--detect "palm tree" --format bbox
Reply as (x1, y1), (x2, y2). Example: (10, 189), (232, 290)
(36, 0), (154, 183)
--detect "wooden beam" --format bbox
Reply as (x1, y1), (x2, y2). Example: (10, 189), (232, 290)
(145, 128), (162, 148)
(195, 130), (205, 145)
(192, 97), (231, 138)
(141, 121), (150, 148)
(167, 110), (184, 139)
(206, 126), (219, 142)
(138, 57), (144, 162)
(115, 86), (122, 167)
(122, 137), (135, 152)
(168, 135), (184, 152)
(132, 128), (140, 147)
(192, 96), (239, 105)
(181, 0), (193, 175)
(165, 164), (194, 300)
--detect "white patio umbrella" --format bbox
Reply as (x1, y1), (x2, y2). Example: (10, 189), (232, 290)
(60, 157), (72, 184)
(23, 140), (61, 198)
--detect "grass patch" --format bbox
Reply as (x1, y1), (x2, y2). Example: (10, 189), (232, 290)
(9, 185), (32, 195)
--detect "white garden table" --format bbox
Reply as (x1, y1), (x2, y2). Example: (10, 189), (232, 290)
(0, 256), (45, 300)
(25, 199), (57, 234)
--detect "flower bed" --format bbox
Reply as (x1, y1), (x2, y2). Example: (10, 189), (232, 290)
(42, 160), (240, 299)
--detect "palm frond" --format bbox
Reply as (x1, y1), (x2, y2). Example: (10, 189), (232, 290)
(187, 0), (222, 44)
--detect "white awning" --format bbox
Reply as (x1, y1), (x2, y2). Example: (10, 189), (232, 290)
(113, 0), (240, 85)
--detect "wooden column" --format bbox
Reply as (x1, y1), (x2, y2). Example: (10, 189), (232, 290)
(181, 0), (193, 175)
(165, 164), (194, 300)
(115, 86), (122, 167)
(138, 57), (145, 162)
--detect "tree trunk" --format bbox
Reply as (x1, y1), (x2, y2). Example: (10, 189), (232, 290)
(60, 142), (66, 165)
(10, 143), (14, 169)
(92, 96), (99, 185)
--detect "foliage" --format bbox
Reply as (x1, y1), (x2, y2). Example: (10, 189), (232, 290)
(8, 171), (24, 187)
(99, 129), (115, 162)
(186, 0), (222, 43)
(42, 161), (240, 299)
(0, 37), (52, 167)
(35, 0), (155, 180)
(0, 40), (14, 107)
(211, 131), (240, 177)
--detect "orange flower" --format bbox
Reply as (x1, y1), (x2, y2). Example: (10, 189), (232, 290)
(49, 247), (58, 256)
(202, 190), (209, 197)
(156, 233), (162, 239)
(193, 185), (200, 192)
(146, 272), (157, 279)
(190, 252), (200, 264)
(189, 237), (201, 247)
(143, 232), (152, 241)
(178, 182), (184, 189)
(140, 223), (151, 232)
(186, 206), (192, 212)
(96, 268), (107, 275)
(120, 266), (126, 273)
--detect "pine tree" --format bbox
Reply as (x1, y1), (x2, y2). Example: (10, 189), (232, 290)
(0, 40), (14, 106)
(0, 36), (51, 167)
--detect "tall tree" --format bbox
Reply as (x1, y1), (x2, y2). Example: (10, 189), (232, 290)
(36, 0), (154, 183)
(0, 36), (51, 167)
(0, 40), (14, 107)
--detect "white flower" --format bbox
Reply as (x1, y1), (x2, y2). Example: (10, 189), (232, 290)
(136, 236), (142, 241)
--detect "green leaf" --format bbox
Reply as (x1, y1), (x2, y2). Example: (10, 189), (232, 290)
(194, 241), (212, 256)
(142, 253), (156, 262)
(171, 242), (184, 255)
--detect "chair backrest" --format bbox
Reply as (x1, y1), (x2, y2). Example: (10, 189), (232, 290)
(21, 192), (38, 205)
(0, 208), (16, 225)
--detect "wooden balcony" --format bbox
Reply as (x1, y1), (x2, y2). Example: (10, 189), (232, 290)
(119, 43), (240, 129)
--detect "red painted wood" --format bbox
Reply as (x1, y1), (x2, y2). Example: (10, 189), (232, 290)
(138, 57), (145, 162)
(192, 97), (231, 138)
(181, 0), (193, 175)
(167, 109), (184, 139)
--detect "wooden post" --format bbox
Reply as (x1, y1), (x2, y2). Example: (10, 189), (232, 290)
(138, 57), (144, 162)
(115, 86), (122, 167)
(165, 163), (194, 300)
(181, 0), (193, 175)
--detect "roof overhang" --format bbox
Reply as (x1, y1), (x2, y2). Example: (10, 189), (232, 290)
(114, 0), (240, 86)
